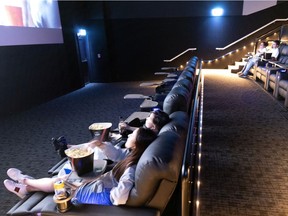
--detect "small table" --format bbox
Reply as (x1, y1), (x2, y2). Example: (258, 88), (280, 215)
(124, 111), (150, 123)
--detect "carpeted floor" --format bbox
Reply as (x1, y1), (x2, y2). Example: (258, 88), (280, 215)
(2, 71), (288, 216)
(0, 81), (156, 215)
(200, 70), (288, 216)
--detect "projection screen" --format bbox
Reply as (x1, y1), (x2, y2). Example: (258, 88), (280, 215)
(0, 0), (63, 46)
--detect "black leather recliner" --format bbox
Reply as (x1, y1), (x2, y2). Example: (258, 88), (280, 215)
(6, 111), (189, 216)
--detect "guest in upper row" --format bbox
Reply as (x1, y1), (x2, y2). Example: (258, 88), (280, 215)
(238, 41), (269, 78)
(268, 40), (280, 61)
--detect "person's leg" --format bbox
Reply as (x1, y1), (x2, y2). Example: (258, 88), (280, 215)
(239, 62), (247, 73)
(23, 177), (59, 193)
(7, 168), (57, 192)
(242, 60), (255, 76)
(4, 177), (57, 199)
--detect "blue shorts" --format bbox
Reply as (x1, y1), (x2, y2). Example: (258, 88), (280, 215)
(72, 181), (112, 206)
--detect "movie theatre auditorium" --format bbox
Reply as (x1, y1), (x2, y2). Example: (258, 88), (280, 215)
(1, 1), (288, 216)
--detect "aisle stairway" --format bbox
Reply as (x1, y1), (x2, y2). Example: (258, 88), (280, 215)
(228, 58), (247, 73)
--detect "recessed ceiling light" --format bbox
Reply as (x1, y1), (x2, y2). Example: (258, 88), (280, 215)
(211, 8), (224, 16)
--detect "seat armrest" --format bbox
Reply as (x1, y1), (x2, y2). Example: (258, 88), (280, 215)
(256, 59), (268, 67)
(279, 70), (288, 80)
(7, 192), (160, 216)
(267, 67), (283, 72)
(41, 205), (160, 216)
(274, 63), (288, 69)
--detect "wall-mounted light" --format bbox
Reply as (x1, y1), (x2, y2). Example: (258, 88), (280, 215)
(211, 7), (224, 16)
(77, 29), (86, 37)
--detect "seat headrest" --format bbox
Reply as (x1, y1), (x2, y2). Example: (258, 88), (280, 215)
(178, 71), (194, 82)
(280, 44), (288, 56)
(163, 86), (190, 115)
(159, 111), (189, 135)
(172, 78), (193, 92)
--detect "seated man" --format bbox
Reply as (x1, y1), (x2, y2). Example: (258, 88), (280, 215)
(269, 40), (280, 61)
(118, 109), (170, 135)
(260, 40), (280, 65)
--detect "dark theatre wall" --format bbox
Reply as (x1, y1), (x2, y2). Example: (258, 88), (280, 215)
(0, 2), (85, 118)
(0, 1), (287, 118)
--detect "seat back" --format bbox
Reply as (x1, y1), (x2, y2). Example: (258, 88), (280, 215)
(163, 86), (191, 115)
(126, 111), (188, 214)
(278, 43), (288, 63)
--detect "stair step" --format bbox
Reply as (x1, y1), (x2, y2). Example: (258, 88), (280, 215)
(235, 61), (246, 67)
(228, 65), (239, 70)
(231, 65), (244, 73)
(228, 65), (238, 73)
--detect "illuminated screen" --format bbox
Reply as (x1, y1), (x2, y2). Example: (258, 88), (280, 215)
(0, 0), (63, 46)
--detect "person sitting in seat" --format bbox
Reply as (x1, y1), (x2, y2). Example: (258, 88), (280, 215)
(269, 40), (280, 61)
(4, 127), (157, 206)
(52, 109), (170, 159)
(118, 109), (170, 136)
(95, 109), (169, 162)
(238, 41), (269, 78)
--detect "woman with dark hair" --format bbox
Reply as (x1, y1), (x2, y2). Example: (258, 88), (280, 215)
(4, 127), (157, 205)
(91, 109), (170, 162)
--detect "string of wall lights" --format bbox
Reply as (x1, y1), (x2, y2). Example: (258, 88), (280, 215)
(195, 70), (204, 216)
(201, 42), (255, 64)
(200, 32), (279, 64)
(176, 32), (279, 68)
(177, 42), (254, 69)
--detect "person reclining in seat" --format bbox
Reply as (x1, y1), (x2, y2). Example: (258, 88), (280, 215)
(238, 41), (269, 78)
(118, 109), (170, 136)
(46, 110), (169, 189)
(267, 40), (280, 61)
(52, 109), (170, 160)
(4, 127), (157, 206)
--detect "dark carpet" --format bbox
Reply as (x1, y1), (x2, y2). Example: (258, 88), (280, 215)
(200, 70), (288, 216)
(0, 81), (156, 215)
(2, 72), (288, 216)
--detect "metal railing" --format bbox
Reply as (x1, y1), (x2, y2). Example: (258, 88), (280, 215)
(216, 18), (288, 51)
(163, 48), (197, 62)
(181, 60), (203, 216)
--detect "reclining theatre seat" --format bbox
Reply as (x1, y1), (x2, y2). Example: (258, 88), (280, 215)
(254, 43), (288, 90)
(126, 111), (188, 214)
(6, 111), (189, 216)
(267, 44), (288, 91)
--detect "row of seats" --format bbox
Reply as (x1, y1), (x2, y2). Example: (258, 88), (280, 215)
(6, 56), (201, 216)
(252, 43), (288, 107)
(126, 57), (199, 114)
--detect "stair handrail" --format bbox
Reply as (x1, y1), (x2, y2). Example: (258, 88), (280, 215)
(163, 48), (197, 62)
(216, 18), (288, 51)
